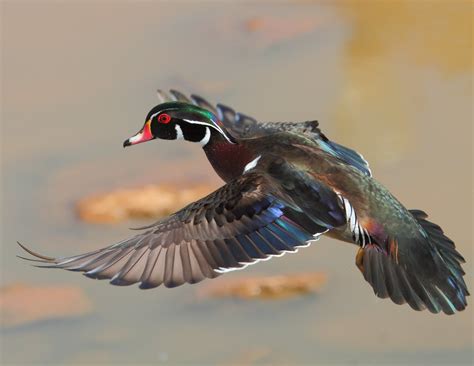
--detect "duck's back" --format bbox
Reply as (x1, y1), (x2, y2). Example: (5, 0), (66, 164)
(158, 90), (372, 177)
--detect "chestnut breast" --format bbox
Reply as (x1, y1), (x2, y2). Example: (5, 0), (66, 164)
(204, 142), (255, 182)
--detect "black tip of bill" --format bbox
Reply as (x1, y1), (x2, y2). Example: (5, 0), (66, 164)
(123, 139), (131, 148)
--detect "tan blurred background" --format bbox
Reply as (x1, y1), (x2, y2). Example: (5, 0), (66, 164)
(1, 1), (472, 365)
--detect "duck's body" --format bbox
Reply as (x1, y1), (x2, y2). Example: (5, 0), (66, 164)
(204, 119), (413, 247)
(20, 90), (468, 314)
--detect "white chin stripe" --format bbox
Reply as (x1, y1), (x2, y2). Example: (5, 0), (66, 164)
(199, 127), (211, 147)
(174, 125), (184, 140)
(243, 155), (261, 173)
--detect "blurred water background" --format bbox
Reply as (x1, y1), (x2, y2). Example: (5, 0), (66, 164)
(1, 1), (472, 365)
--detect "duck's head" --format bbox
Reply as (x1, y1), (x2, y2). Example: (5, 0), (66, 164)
(123, 102), (235, 148)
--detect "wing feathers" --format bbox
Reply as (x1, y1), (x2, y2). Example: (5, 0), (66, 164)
(140, 247), (167, 289)
(215, 104), (236, 125)
(187, 244), (206, 283)
(164, 244), (176, 287)
(179, 243), (193, 283)
(170, 244), (186, 287)
(239, 235), (266, 259)
(190, 241), (215, 279)
(19, 170), (338, 289)
(169, 89), (192, 103)
(190, 94), (218, 114)
(139, 247), (161, 286)
(225, 238), (252, 263)
(110, 246), (149, 286)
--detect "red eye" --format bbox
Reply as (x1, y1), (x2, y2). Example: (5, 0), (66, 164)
(158, 113), (171, 124)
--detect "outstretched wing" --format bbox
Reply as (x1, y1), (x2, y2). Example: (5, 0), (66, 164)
(19, 169), (345, 289)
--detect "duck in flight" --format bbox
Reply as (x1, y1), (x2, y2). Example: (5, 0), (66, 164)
(19, 89), (468, 314)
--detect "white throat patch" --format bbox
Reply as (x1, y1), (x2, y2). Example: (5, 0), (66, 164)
(174, 125), (184, 140)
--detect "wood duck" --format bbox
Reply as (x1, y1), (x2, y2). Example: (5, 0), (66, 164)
(19, 89), (468, 314)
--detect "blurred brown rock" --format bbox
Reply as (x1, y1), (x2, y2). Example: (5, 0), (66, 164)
(198, 272), (327, 300)
(0, 283), (92, 328)
(245, 17), (265, 32)
(76, 184), (213, 223)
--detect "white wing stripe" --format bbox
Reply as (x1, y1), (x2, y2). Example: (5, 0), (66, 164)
(214, 231), (327, 274)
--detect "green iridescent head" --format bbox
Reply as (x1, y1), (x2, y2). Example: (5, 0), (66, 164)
(123, 102), (235, 147)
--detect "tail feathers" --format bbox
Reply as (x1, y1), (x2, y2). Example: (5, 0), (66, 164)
(356, 210), (468, 314)
(410, 209), (469, 304)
